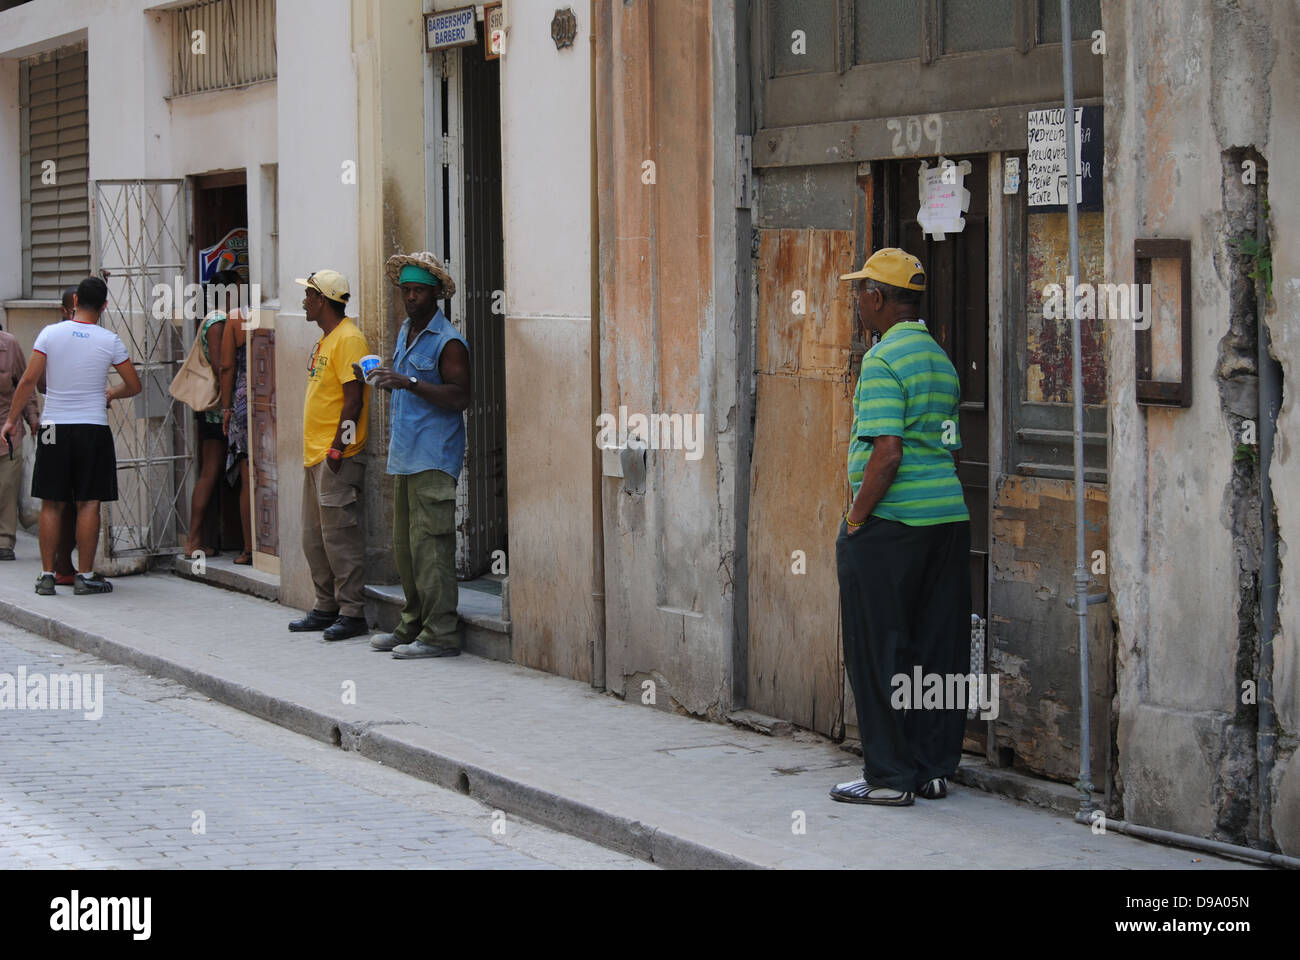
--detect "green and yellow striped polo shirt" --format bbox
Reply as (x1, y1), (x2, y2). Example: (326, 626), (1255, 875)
(847, 321), (969, 526)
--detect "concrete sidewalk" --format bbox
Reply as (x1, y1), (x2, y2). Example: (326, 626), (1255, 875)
(0, 538), (1253, 870)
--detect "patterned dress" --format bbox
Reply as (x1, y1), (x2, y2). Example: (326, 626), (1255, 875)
(225, 341), (248, 485)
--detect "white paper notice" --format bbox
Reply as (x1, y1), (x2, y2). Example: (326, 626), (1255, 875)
(1027, 108), (1084, 207)
(917, 161), (970, 240)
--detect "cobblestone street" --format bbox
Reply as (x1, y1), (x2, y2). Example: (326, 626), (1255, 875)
(0, 624), (647, 870)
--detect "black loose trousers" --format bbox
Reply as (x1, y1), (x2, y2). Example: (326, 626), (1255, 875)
(836, 515), (972, 793)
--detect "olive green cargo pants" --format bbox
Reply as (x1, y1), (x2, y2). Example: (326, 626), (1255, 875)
(393, 469), (460, 649)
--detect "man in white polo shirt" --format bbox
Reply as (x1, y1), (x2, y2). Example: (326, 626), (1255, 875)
(1, 276), (142, 596)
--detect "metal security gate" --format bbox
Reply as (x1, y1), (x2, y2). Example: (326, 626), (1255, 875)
(90, 179), (192, 558)
(431, 45), (508, 579)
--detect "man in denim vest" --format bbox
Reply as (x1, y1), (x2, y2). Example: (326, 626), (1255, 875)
(369, 252), (471, 659)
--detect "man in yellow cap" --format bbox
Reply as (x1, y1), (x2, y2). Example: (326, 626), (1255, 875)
(289, 269), (372, 641)
(830, 248), (971, 807)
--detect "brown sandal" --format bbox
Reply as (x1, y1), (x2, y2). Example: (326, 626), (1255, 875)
(234, 553), (253, 566)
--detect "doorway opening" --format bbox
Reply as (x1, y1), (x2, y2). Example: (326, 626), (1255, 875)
(431, 40), (508, 585)
(876, 155), (991, 750)
(190, 171), (249, 557)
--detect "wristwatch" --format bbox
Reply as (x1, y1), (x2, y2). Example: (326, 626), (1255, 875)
(406, 376), (418, 389)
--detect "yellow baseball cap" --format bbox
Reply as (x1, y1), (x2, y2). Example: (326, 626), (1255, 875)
(295, 269), (351, 304)
(839, 248), (926, 291)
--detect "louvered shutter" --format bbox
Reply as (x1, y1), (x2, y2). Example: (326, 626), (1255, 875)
(20, 45), (90, 300)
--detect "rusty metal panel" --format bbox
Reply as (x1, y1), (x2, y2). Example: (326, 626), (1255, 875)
(989, 475), (1110, 782)
(747, 226), (855, 736)
(757, 163), (857, 230)
(1024, 211), (1106, 404)
(761, 40), (1102, 130)
(755, 100), (1105, 169)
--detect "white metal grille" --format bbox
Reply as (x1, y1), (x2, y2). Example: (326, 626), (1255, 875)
(91, 180), (193, 558)
(172, 0), (277, 97)
(20, 44), (90, 300)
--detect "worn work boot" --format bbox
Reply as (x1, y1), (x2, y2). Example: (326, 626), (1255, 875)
(35, 573), (56, 596)
(829, 778), (914, 807)
(322, 616), (370, 642)
(74, 573), (113, 595)
(289, 609), (338, 633)
(370, 632), (405, 652)
(392, 640), (460, 660)
(917, 777), (948, 800)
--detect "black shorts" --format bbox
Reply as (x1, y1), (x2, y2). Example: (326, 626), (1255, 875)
(195, 412), (225, 442)
(31, 423), (119, 503)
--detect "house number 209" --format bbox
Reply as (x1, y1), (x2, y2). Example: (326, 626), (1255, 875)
(887, 115), (943, 157)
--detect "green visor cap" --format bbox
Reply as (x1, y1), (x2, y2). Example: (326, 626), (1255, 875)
(399, 265), (441, 287)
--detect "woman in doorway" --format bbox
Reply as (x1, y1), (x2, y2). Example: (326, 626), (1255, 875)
(184, 284), (229, 559)
(219, 272), (254, 566)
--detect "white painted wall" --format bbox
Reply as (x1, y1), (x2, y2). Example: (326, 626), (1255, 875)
(273, 0), (359, 610)
(0, 0), (278, 308)
(497, 0), (591, 319)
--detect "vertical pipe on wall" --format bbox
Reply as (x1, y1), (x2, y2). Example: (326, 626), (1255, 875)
(590, 0), (607, 690)
(1060, 0), (1095, 815)
(1256, 182), (1278, 848)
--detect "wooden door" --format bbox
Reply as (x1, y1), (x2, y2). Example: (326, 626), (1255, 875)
(250, 328), (278, 557)
(885, 156), (990, 619)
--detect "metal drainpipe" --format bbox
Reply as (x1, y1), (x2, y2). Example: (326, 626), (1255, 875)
(589, 0), (607, 691)
(1072, 812), (1300, 869)
(1256, 184), (1278, 847)
(1060, 0), (1096, 816)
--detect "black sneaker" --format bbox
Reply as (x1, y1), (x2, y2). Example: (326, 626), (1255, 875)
(74, 573), (113, 595)
(35, 574), (56, 596)
(0, 548), (15, 561)
(289, 609), (338, 632)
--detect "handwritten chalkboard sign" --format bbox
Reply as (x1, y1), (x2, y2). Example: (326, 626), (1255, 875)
(1027, 105), (1103, 212)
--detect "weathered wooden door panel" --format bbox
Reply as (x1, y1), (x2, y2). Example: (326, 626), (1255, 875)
(747, 228), (855, 736)
(250, 327), (277, 556)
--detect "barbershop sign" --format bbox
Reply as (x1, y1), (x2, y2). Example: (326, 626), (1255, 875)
(426, 6), (477, 51)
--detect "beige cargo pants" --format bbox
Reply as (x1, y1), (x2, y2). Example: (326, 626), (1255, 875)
(301, 457), (367, 618)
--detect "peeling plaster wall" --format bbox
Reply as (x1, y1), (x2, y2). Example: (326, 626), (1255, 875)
(596, 0), (737, 717)
(499, 0), (596, 682)
(1106, 0), (1297, 852)
(1259, 0), (1300, 856)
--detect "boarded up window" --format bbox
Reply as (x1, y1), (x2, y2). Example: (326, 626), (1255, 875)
(769, 0), (836, 76)
(942, 0), (1015, 53)
(20, 45), (89, 301)
(172, 0), (277, 97)
(854, 0), (921, 63)
(1038, 0), (1102, 44)
(1010, 204), (1108, 482)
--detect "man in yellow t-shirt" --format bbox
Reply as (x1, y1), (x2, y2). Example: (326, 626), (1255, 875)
(289, 269), (372, 642)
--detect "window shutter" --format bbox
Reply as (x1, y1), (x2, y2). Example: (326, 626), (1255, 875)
(21, 45), (90, 301)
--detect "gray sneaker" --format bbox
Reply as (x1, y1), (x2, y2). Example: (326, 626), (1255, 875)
(35, 573), (56, 596)
(74, 573), (113, 595)
(392, 640), (461, 660)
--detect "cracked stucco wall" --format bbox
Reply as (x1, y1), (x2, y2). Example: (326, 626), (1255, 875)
(1105, 0), (1297, 852)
